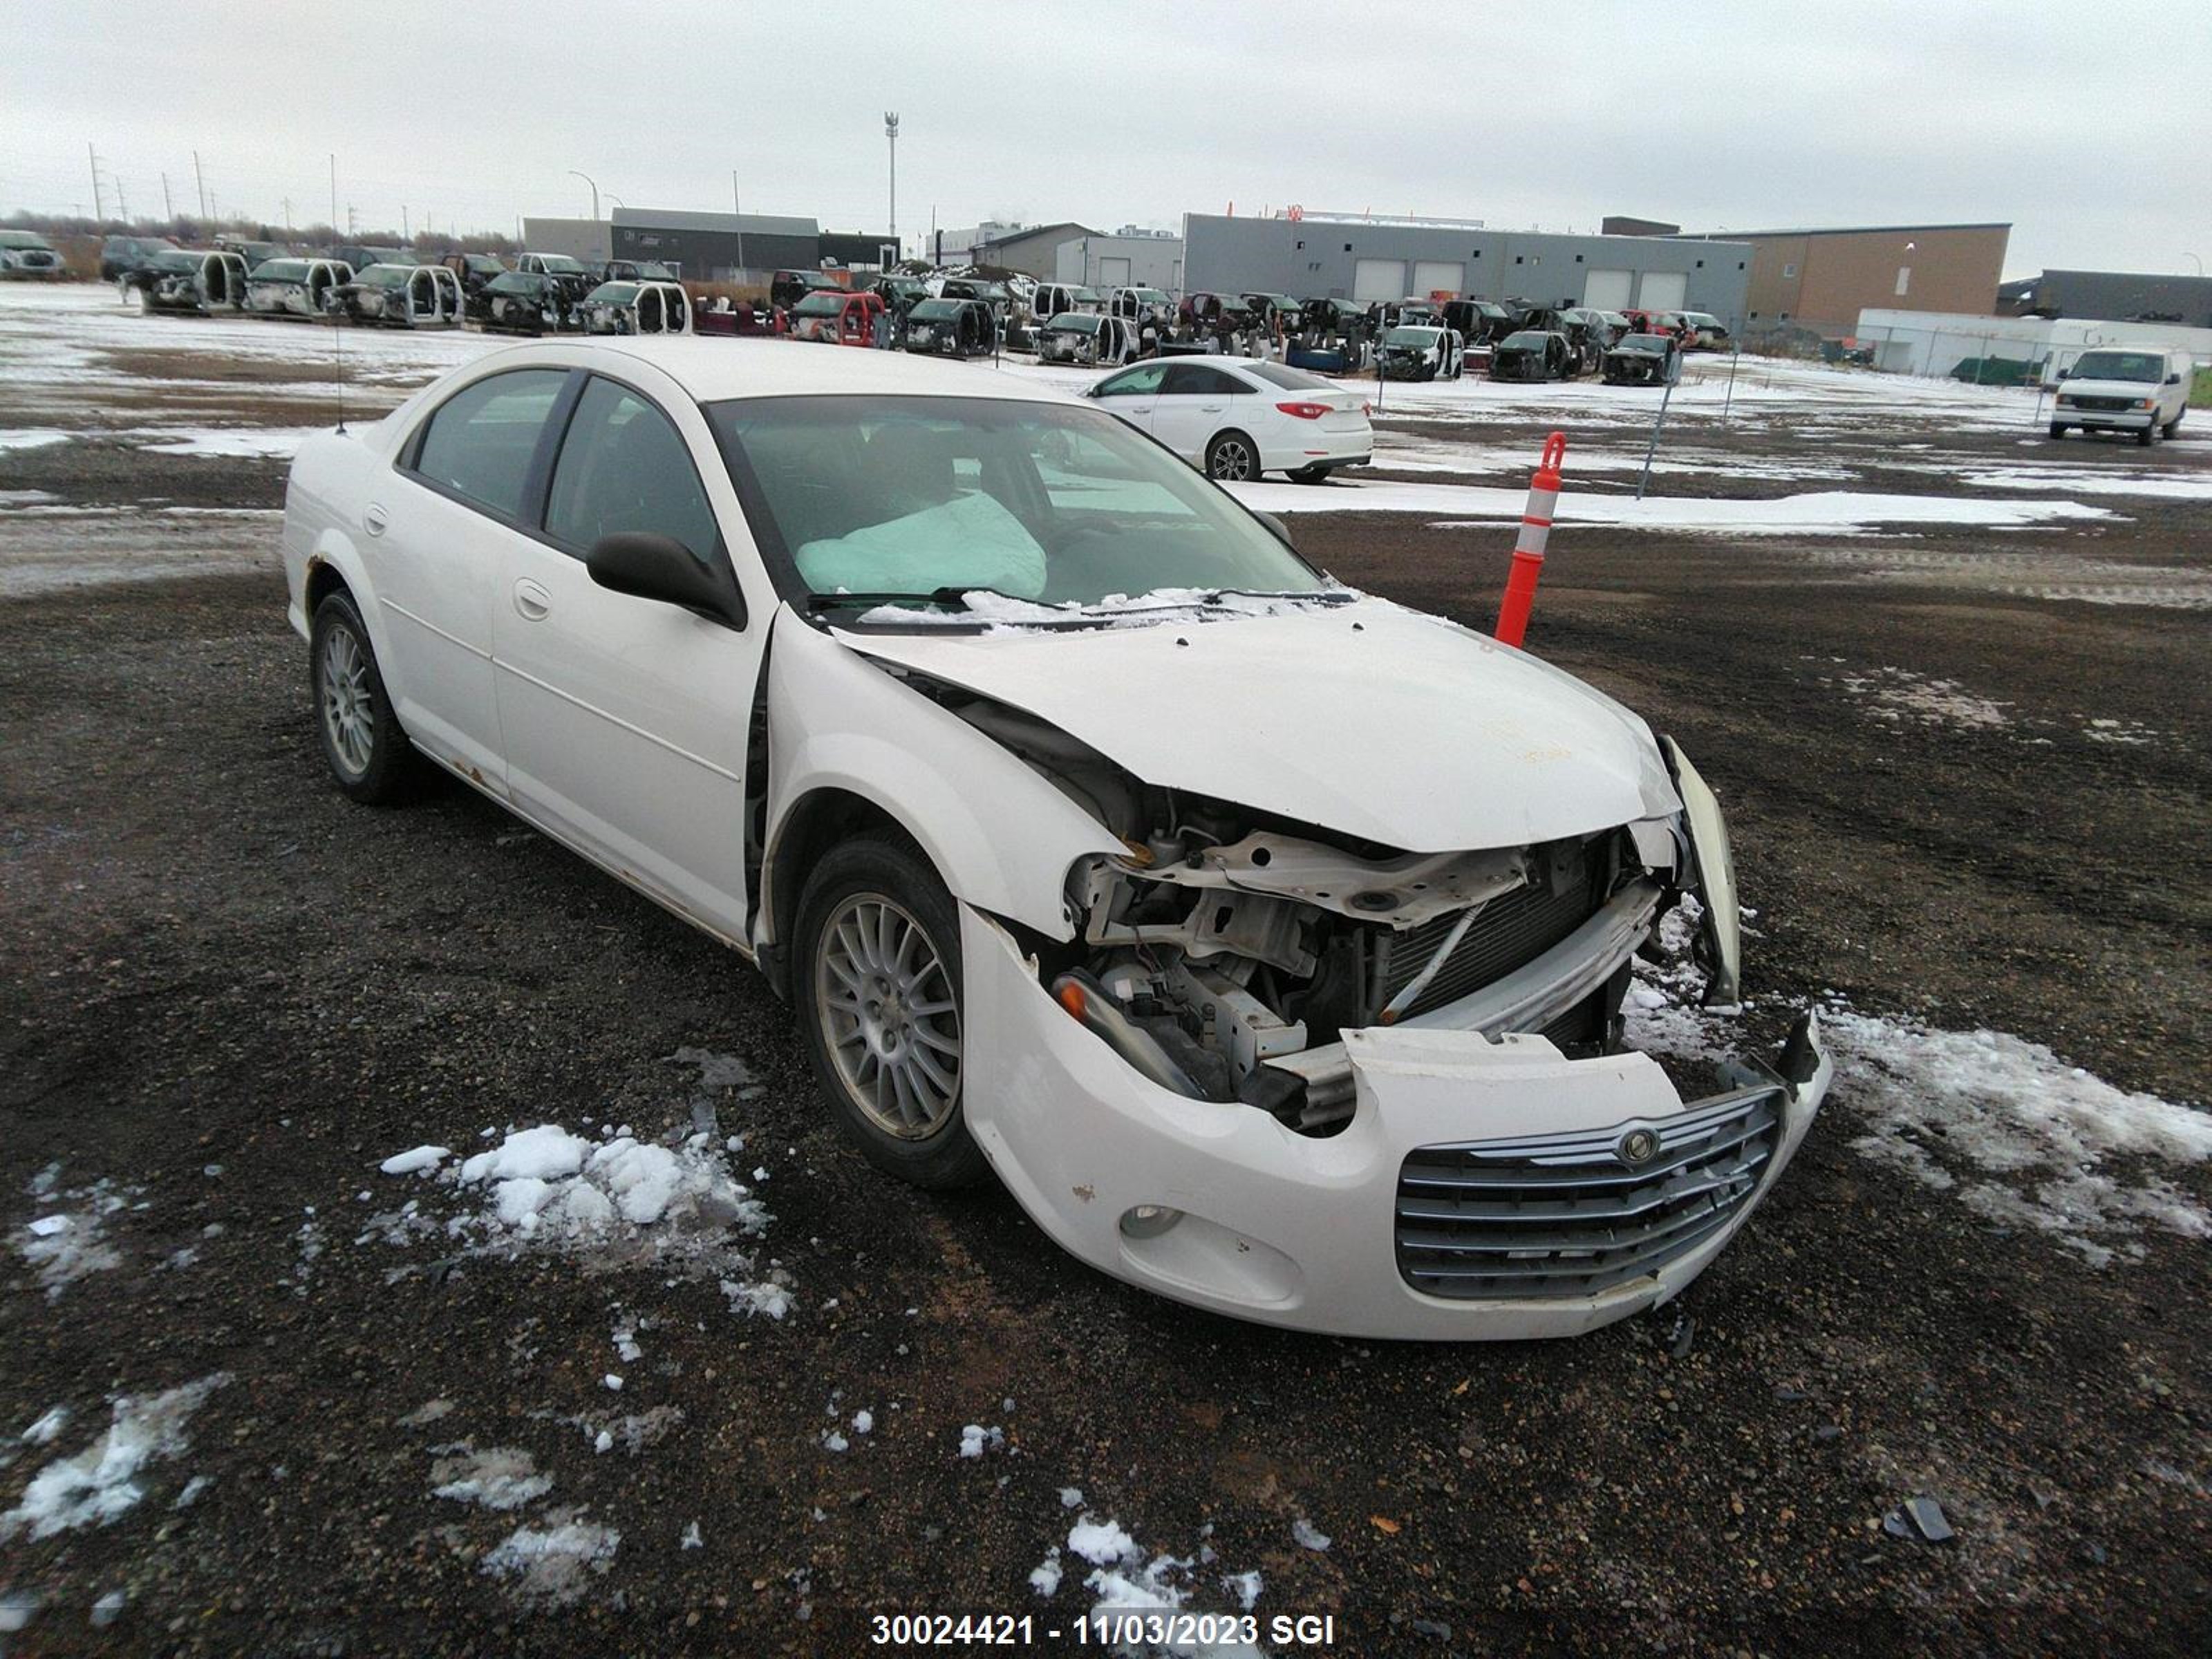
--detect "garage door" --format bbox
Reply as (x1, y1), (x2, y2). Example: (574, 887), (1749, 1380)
(1353, 259), (1407, 303)
(1412, 261), (1463, 299)
(1637, 270), (1687, 311)
(1097, 256), (1131, 287)
(1583, 268), (1633, 309)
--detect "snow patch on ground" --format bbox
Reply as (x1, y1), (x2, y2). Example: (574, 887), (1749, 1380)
(368, 1120), (789, 1310)
(1045, 1512), (1266, 1656)
(13, 1173), (136, 1298)
(0, 429), (69, 453)
(479, 1513), (621, 1606)
(1624, 899), (2211, 1267)
(1817, 663), (2012, 732)
(959, 1423), (1007, 1459)
(0, 1375), (229, 1540)
(125, 424), (328, 458)
(427, 1443), (554, 1511)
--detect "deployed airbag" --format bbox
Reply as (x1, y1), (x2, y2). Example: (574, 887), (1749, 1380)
(794, 490), (1048, 599)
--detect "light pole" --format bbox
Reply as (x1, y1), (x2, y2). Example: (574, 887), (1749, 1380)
(569, 170), (600, 221)
(884, 112), (899, 251)
(2187, 253), (2205, 277)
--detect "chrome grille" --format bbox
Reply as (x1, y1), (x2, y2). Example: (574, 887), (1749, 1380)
(1371, 852), (1602, 1020)
(2073, 395), (2134, 411)
(1395, 1087), (1783, 1300)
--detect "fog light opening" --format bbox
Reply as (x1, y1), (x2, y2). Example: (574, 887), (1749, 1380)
(1118, 1204), (1184, 1239)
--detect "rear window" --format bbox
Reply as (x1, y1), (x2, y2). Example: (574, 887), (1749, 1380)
(1239, 363), (1337, 392)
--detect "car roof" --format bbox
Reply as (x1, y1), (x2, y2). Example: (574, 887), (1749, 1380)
(474, 337), (1076, 404)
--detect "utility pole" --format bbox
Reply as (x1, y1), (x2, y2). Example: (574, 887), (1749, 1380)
(402, 205), (410, 241)
(115, 178), (129, 222)
(884, 112), (899, 247)
(281, 198), (293, 238)
(731, 170), (746, 279)
(329, 155), (338, 239)
(194, 150), (208, 218)
(88, 144), (104, 221)
(161, 172), (174, 221)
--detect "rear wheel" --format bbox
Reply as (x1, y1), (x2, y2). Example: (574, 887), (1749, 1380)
(796, 835), (987, 1190)
(2048, 422), (2066, 439)
(1288, 463), (1332, 485)
(310, 591), (422, 804)
(1205, 430), (1258, 482)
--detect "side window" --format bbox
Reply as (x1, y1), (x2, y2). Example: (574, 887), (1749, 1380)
(1170, 366), (1250, 397)
(407, 368), (568, 521)
(1095, 363), (1167, 397)
(544, 377), (720, 563)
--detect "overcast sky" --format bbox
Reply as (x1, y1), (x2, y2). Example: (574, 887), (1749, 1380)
(8, 1), (2207, 279)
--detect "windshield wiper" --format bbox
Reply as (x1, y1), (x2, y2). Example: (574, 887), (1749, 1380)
(805, 586), (977, 610)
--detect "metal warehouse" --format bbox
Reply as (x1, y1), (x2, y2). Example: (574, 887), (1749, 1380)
(1181, 212), (1752, 325)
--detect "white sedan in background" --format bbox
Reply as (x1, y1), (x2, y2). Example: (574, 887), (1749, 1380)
(1083, 355), (1374, 484)
(281, 337), (1827, 1340)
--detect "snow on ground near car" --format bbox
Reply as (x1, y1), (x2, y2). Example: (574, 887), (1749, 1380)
(367, 1085), (792, 1315)
(1228, 476), (2116, 534)
(0, 1375), (229, 1540)
(1891, 462), (2212, 500)
(124, 424), (335, 458)
(1811, 662), (2013, 732)
(477, 1512), (621, 1606)
(0, 509), (280, 597)
(12, 1168), (135, 1298)
(1627, 909), (2212, 1268)
(427, 1443), (555, 1511)
(1033, 1508), (1267, 1658)
(1802, 544), (2212, 610)
(0, 428), (69, 452)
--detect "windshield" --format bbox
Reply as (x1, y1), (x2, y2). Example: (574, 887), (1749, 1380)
(1501, 331), (1547, 348)
(360, 265), (413, 286)
(0, 232), (53, 250)
(1045, 314), (1101, 333)
(792, 292), (847, 315)
(152, 252), (198, 272)
(2069, 351), (2164, 384)
(1618, 336), (1666, 353)
(705, 395), (1329, 615)
(487, 272), (539, 294)
(1386, 326), (1441, 348)
(909, 299), (959, 321)
(588, 282), (639, 304)
(254, 261), (308, 280)
(534, 254), (588, 274)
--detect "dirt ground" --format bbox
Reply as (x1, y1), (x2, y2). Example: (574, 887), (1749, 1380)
(3, 311), (2209, 1657)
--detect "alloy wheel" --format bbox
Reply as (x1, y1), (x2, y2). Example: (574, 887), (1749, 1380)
(813, 892), (962, 1139)
(319, 624), (374, 778)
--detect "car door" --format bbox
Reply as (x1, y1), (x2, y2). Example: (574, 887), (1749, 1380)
(1149, 364), (1253, 462)
(1087, 361), (1169, 436)
(490, 368), (764, 945)
(375, 365), (571, 791)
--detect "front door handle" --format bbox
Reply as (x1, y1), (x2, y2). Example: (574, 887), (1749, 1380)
(513, 578), (552, 621)
(1199, 403), (1225, 412)
(363, 503), (388, 536)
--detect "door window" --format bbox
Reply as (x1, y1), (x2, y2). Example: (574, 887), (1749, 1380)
(544, 377), (721, 563)
(407, 368), (568, 521)
(1160, 366), (1247, 397)
(1093, 363), (1168, 397)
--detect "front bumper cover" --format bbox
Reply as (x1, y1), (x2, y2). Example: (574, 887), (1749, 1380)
(962, 908), (1830, 1340)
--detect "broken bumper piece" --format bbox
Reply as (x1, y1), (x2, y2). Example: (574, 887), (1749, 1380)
(962, 908), (1829, 1340)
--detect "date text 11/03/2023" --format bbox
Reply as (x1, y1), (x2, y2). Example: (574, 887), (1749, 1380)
(869, 1611), (1341, 1648)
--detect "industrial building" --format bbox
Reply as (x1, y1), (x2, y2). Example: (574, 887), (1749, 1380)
(2000, 269), (2212, 329)
(522, 208), (893, 283)
(1053, 229), (1183, 293)
(1181, 212), (1750, 324)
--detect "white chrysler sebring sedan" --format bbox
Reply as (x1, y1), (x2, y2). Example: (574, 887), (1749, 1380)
(281, 339), (1829, 1340)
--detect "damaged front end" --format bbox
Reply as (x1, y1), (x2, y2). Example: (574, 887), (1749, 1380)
(894, 664), (1824, 1339)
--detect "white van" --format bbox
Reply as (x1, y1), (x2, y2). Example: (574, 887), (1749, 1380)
(2050, 347), (2193, 445)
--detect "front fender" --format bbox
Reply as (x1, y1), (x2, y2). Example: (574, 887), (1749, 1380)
(762, 612), (1120, 941)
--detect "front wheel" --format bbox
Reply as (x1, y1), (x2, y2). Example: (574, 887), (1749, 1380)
(2048, 422), (2066, 439)
(796, 836), (987, 1190)
(1288, 463), (1332, 485)
(2162, 413), (2183, 438)
(2138, 420), (2159, 448)
(1205, 429), (1258, 482)
(310, 592), (421, 804)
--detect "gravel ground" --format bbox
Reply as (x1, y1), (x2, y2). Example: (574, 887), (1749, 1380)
(2, 295), (2209, 1656)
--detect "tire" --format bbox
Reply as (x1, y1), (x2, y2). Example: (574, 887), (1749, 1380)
(2048, 422), (2066, 439)
(2139, 420), (2158, 448)
(1205, 429), (1259, 482)
(309, 591), (421, 804)
(794, 834), (987, 1190)
(131, 285), (152, 314)
(1288, 464), (1332, 485)
(2163, 414), (2182, 438)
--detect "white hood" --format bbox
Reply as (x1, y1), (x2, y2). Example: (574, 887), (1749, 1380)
(834, 597), (1680, 852)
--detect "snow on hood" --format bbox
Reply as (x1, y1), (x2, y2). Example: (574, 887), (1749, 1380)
(833, 594), (1679, 852)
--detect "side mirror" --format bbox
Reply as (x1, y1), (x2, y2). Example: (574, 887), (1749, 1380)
(2056, 368), (2070, 379)
(2166, 373), (2184, 385)
(586, 532), (743, 626)
(1256, 512), (1295, 548)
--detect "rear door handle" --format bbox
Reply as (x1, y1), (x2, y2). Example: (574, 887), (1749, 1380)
(363, 503), (388, 536)
(513, 578), (552, 621)
(1199, 403), (1225, 412)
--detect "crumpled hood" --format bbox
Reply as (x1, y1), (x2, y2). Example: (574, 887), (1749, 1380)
(832, 596), (1680, 852)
